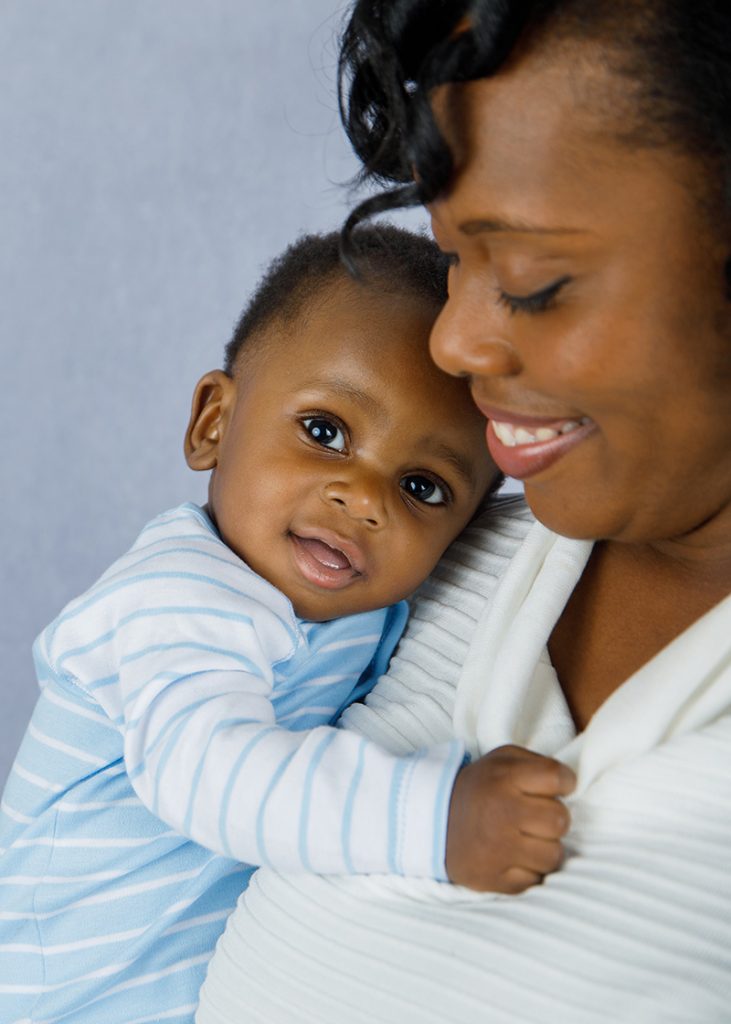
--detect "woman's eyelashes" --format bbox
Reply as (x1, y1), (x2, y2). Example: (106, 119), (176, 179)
(497, 275), (571, 315)
(302, 415), (347, 452)
(446, 250), (570, 316)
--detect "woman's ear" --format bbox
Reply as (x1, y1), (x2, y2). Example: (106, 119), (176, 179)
(184, 370), (236, 471)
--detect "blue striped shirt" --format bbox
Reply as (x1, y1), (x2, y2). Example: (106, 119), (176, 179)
(0, 504), (463, 1024)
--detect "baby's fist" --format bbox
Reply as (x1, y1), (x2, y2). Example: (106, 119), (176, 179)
(445, 745), (575, 893)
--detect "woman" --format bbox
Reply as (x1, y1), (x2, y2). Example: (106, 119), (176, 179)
(197, 1), (731, 1020)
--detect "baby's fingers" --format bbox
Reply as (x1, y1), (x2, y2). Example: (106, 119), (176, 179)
(497, 837), (565, 893)
(512, 755), (576, 798)
(518, 794), (571, 840)
(517, 834), (565, 877)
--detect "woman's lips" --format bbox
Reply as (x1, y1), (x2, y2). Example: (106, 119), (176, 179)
(289, 530), (365, 590)
(484, 412), (597, 480)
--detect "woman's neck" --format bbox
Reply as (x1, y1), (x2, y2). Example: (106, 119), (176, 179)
(548, 537), (730, 732)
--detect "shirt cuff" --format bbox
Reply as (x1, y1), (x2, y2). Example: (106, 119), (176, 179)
(390, 739), (465, 881)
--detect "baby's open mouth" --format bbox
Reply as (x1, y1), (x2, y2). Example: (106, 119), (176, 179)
(289, 532), (364, 591)
(294, 536), (352, 571)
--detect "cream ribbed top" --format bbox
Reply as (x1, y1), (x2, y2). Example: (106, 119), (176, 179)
(197, 497), (731, 1023)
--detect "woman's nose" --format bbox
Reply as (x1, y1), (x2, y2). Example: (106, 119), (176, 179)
(430, 295), (523, 380)
(321, 476), (388, 529)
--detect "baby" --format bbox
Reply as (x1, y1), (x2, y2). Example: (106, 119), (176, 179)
(0, 227), (569, 1024)
(0, 227), (493, 1024)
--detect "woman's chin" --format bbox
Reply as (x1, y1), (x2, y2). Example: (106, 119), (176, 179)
(522, 483), (619, 542)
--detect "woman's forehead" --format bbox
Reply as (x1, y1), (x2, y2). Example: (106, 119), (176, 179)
(429, 55), (707, 242)
(433, 47), (625, 176)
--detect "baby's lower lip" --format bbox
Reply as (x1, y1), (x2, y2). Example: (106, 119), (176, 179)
(486, 416), (597, 479)
(289, 534), (361, 590)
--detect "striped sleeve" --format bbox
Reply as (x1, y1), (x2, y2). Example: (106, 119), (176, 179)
(38, 505), (464, 879)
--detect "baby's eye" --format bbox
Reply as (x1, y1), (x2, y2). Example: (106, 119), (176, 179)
(302, 416), (346, 452)
(401, 474), (448, 506)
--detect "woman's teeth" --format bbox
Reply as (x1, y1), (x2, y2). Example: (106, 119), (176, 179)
(492, 418), (588, 448)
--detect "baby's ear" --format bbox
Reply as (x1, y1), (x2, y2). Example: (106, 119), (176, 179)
(184, 370), (236, 471)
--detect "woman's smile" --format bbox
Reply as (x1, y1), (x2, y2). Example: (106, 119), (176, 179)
(468, 398), (597, 477)
(486, 415), (597, 480)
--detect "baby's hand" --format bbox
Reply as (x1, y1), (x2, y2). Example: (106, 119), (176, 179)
(445, 744), (576, 893)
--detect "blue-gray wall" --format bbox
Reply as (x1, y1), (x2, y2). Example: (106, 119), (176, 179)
(0, 1), (429, 784)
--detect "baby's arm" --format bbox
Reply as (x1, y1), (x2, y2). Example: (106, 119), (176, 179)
(119, 606), (570, 888)
(44, 514), (462, 879)
(122, 647), (464, 879)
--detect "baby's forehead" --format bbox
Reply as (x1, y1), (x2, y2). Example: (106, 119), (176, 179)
(302, 270), (441, 323)
(236, 272), (442, 371)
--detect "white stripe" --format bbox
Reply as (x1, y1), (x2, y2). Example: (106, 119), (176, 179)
(162, 909), (230, 937)
(56, 797), (140, 812)
(101, 953), (211, 997)
(42, 686), (113, 727)
(0, 924), (146, 955)
(12, 763), (64, 793)
(298, 674), (351, 686)
(10, 832), (177, 850)
(0, 866), (210, 917)
(32, 955), (210, 1018)
(318, 634), (381, 653)
(28, 723), (107, 767)
(0, 870), (124, 886)
(0, 802), (34, 825)
(0, 865), (245, 923)
(107, 1008), (197, 1024)
(281, 705), (336, 722)
(162, 866), (246, 919)
(0, 957), (133, 994)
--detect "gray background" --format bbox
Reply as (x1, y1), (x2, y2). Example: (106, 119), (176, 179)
(0, 2), (515, 787)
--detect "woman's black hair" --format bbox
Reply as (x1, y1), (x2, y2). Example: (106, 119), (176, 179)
(338, 0), (731, 283)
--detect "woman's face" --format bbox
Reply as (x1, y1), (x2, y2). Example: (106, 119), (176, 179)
(429, 49), (731, 548)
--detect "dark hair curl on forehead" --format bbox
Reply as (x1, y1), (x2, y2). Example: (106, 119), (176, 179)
(338, 0), (731, 287)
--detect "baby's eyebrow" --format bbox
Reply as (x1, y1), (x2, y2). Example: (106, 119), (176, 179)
(301, 378), (380, 413)
(421, 439), (476, 490)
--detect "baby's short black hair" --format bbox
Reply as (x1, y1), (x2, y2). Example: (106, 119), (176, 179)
(223, 223), (449, 374)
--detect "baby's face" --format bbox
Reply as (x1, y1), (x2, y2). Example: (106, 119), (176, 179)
(197, 278), (496, 620)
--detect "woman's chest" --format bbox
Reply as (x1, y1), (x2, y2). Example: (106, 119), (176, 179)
(548, 545), (719, 731)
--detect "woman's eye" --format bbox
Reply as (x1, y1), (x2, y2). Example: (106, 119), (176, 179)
(302, 417), (346, 452)
(497, 275), (571, 315)
(401, 475), (448, 506)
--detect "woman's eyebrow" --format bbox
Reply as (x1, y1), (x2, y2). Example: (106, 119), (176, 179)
(459, 217), (586, 236)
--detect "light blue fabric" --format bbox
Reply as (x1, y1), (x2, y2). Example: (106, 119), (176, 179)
(0, 504), (416, 1024)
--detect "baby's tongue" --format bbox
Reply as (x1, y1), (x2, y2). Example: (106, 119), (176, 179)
(298, 537), (351, 570)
